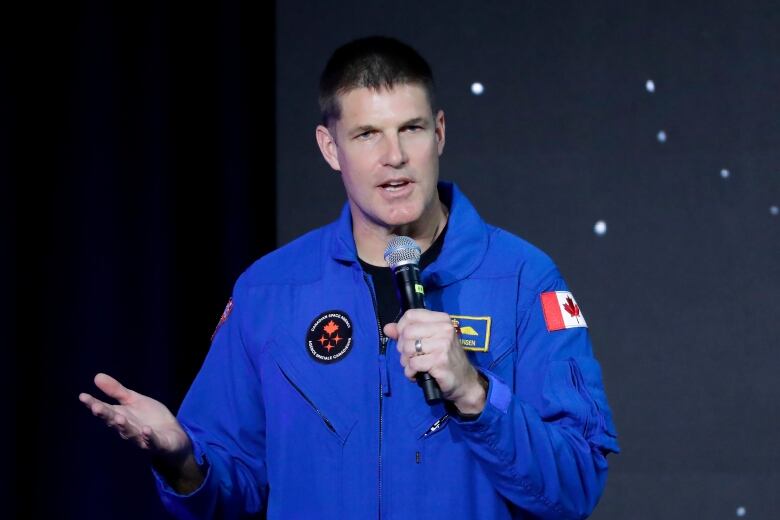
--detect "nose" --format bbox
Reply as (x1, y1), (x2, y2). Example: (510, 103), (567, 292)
(382, 133), (408, 168)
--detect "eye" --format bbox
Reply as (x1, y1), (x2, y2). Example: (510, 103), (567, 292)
(355, 130), (376, 140)
(403, 125), (423, 132)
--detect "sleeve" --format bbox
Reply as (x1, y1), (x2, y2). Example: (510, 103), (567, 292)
(153, 273), (268, 519)
(449, 269), (619, 519)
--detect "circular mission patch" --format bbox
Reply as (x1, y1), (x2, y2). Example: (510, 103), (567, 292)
(306, 310), (353, 364)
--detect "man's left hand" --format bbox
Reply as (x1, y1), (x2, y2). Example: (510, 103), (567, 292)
(383, 309), (486, 415)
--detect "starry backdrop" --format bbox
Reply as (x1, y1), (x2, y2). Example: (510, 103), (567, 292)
(6, 1), (778, 519)
(275, 1), (780, 519)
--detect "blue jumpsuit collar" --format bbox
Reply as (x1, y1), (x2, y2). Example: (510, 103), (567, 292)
(328, 182), (490, 287)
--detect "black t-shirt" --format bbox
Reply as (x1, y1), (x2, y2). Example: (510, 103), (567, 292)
(359, 225), (447, 332)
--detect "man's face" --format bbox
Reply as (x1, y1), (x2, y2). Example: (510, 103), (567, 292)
(316, 83), (446, 234)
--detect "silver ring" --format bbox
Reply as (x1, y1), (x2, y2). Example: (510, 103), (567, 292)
(414, 338), (423, 355)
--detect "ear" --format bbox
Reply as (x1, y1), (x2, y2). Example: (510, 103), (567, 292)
(316, 124), (341, 171)
(434, 109), (446, 156)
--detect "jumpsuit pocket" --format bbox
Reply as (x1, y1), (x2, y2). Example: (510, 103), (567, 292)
(543, 357), (617, 450)
(276, 361), (349, 441)
(415, 413), (450, 470)
(568, 356), (619, 452)
(270, 350), (358, 444)
(416, 413), (489, 518)
(402, 413), (450, 517)
(419, 414), (450, 442)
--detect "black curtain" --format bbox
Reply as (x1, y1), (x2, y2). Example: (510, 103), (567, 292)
(8, 2), (275, 517)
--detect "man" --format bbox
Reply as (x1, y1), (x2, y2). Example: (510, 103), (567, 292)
(80, 36), (619, 518)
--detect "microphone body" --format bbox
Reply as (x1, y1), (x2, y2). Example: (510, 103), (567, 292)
(392, 263), (425, 312)
(384, 237), (443, 404)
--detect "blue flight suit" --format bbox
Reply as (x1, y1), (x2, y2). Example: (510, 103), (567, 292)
(155, 182), (619, 519)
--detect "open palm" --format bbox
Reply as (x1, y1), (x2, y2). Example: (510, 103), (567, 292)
(79, 373), (190, 456)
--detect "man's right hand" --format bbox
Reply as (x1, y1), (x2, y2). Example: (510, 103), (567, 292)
(79, 373), (205, 493)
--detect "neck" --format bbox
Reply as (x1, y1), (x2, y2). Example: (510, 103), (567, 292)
(354, 200), (449, 267)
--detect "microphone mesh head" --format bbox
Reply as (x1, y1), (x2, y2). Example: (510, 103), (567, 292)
(384, 236), (422, 268)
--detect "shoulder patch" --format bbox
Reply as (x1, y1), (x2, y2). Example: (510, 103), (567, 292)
(211, 298), (234, 341)
(540, 291), (587, 331)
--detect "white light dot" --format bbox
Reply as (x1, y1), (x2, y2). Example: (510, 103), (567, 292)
(645, 79), (655, 93)
(770, 205), (779, 216)
(657, 130), (667, 143)
(470, 82), (484, 95)
(594, 220), (607, 236)
(736, 506), (746, 517)
(720, 169), (730, 179)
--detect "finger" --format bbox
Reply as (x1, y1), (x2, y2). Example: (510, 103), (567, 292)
(399, 336), (423, 358)
(80, 393), (116, 422)
(408, 352), (436, 375)
(399, 319), (455, 343)
(79, 392), (97, 407)
(94, 373), (133, 404)
(399, 334), (448, 358)
(383, 322), (399, 340)
(398, 308), (451, 327)
(404, 364), (417, 381)
(114, 413), (139, 440)
(404, 352), (439, 381)
(396, 322), (440, 347)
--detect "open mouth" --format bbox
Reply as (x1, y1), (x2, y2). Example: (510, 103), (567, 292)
(379, 179), (411, 192)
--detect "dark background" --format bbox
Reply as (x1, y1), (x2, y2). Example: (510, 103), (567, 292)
(7, 1), (780, 518)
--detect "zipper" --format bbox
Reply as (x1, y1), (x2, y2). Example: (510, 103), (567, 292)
(278, 364), (337, 435)
(363, 273), (387, 519)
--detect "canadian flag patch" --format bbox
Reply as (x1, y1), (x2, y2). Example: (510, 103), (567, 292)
(540, 291), (587, 331)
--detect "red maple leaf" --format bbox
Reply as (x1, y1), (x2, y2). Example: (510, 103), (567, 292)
(323, 320), (339, 336)
(562, 297), (580, 319)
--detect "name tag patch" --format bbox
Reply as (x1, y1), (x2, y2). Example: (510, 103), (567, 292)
(450, 315), (492, 352)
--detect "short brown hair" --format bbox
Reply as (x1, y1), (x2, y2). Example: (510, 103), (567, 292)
(319, 36), (436, 126)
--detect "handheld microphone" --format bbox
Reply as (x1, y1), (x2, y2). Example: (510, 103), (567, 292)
(384, 236), (443, 404)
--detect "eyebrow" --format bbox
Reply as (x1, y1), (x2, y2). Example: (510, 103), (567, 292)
(348, 117), (429, 136)
(350, 125), (378, 136)
(400, 117), (428, 128)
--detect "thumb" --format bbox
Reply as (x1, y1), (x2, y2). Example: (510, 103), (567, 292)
(94, 373), (133, 404)
(383, 322), (399, 339)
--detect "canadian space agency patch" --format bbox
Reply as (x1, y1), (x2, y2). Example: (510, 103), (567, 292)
(306, 310), (354, 364)
(540, 291), (587, 331)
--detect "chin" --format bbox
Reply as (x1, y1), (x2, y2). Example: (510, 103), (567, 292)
(383, 207), (424, 227)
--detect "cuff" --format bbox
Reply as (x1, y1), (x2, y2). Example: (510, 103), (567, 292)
(152, 424), (212, 499)
(449, 368), (512, 429)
